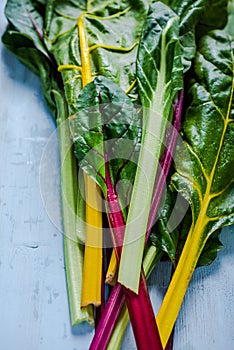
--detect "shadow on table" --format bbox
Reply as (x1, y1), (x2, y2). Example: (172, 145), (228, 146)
(71, 322), (93, 336)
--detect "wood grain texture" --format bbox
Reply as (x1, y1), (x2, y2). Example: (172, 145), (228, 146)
(0, 2), (233, 349)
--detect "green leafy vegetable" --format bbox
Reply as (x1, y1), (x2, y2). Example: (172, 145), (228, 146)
(44, 0), (149, 109)
(5, 0), (49, 57)
(225, 0), (234, 36)
(157, 29), (234, 348)
(2, 1), (58, 113)
(71, 75), (163, 350)
(2, 0), (233, 349)
(159, 0), (229, 70)
(118, 2), (183, 293)
(2, 0), (95, 326)
(70, 75), (140, 209)
(150, 189), (223, 267)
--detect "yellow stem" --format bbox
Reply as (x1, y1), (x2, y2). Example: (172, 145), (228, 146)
(78, 12), (103, 307)
(156, 213), (209, 348)
(86, 6), (131, 21)
(156, 103), (232, 347)
(156, 147), (217, 347)
(58, 64), (82, 72)
(89, 41), (138, 54)
(125, 79), (137, 95)
(105, 249), (118, 286)
(78, 13), (92, 85)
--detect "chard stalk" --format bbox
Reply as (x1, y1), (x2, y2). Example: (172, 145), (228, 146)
(118, 5), (183, 293)
(89, 89), (184, 349)
(78, 12), (103, 308)
(107, 245), (162, 350)
(156, 215), (209, 348)
(104, 155), (163, 350)
(54, 90), (94, 325)
(157, 30), (234, 348)
(146, 89), (184, 242)
(105, 249), (117, 285)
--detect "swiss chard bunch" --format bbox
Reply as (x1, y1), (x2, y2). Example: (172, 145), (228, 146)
(2, 0), (234, 349)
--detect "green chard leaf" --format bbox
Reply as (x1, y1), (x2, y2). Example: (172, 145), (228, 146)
(150, 187), (223, 268)
(2, 28), (44, 76)
(118, 2), (183, 293)
(145, 0), (229, 271)
(170, 0), (228, 71)
(197, 229), (223, 267)
(44, 0), (150, 112)
(157, 29), (234, 348)
(70, 75), (140, 210)
(155, 1), (228, 71)
(5, 0), (49, 58)
(172, 30), (234, 235)
(2, 28), (60, 115)
(2, 0), (60, 115)
(196, 0), (228, 38)
(170, 0), (228, 33)
(149, 188), (189, 265)
(168, 0), (209, 71)
(225, 0), (234, 37)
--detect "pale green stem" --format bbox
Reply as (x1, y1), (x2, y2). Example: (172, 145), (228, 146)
(53, 90), (94, 326)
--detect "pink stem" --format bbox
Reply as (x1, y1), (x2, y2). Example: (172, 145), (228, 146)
(90, 283), (124, 349)
(146, 89), (184, 241)
(89, 156), (162, 350)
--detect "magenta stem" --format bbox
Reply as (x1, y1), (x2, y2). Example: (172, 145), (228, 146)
(89, 284), (124, 350)
(89, 156), (162, 350)
(146, 89), (184, 241)
(107, 158), (162, 350)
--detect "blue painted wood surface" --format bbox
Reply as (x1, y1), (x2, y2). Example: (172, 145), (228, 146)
(0, 2), (233, 349)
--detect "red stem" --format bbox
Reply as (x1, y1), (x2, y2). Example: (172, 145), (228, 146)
(90, 156), (162, 350)
(146, 89), (184, 241)
(90, 283), (124, 349)
(106, 157), (162, 350)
